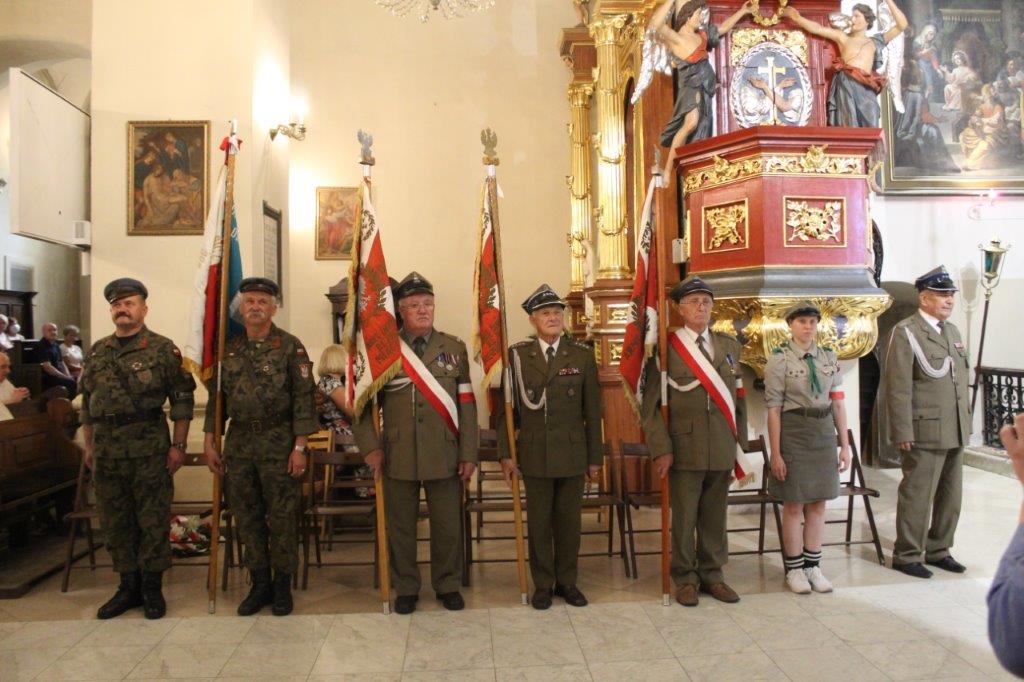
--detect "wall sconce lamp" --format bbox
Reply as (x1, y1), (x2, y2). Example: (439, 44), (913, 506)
(270, 99), (307, 141)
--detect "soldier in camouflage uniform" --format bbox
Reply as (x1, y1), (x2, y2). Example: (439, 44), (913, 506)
(353, 272), (478, 615)
(204, 278), (317, 616)
(80, 278), (196, 620)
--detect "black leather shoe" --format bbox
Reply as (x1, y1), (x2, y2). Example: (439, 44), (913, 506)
(394, 595), (418, 614)
(927, 556), (967, 573)
(893, 562), (933, 579)
(553, 584), (588, 607)
(531, 588), (553, 610)
(436, 591), (465, 611)
(237, 568), (273, 616)
(271, 570), (293, 616)
(141, 571), (166, 620)
(97, 571), (143, 619)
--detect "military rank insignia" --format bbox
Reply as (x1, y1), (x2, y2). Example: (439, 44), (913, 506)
(557, 367), (581, 376)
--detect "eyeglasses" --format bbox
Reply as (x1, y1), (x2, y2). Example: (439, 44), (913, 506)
(401, 302), (435, 311)
(681, 300), (713, 309)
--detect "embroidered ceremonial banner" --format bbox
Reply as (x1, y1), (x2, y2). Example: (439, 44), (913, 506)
(343, 179), (403, 417)
(620, 178), (660, 415)
(472, 181), (503, 392)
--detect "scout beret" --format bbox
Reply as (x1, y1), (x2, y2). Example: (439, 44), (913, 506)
(238, 277), (280, 296)
(914, 265), (958, 292)
(522, 284), (566, 313)
(669, 275), (714, 303)
(395, 271), (434, 300)
(104, 278), (148, 304)
(784, 300), (822, 323)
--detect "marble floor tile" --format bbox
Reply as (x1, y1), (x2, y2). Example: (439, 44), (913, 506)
(488, 606), (584, 668)
(764, 643), (887, 681)
(0, 646), (69, 682)
(307, 675), (402, 682)
(567, 602), (672, 663)
(401, 670), (496, 681)
(678, 650), (789, 681)
(655, 612), (759, 657)
(35, 645), (153, 681)
(241, 613), (334, 645)
(816, 610), (930, 644)
(494, 663), (591, 681)
(78, 617), (178, 647)
(310, 613), (410, 674)
(163, 616), (254, 645)
(852, 639), (988, 680)
(788, 589), (885, 618)
(218, 641), (322, 679)
(587, 657), (689, 681)
(126, 642), (236, 679)
(890, 605), (989, 640)
(730, 612), (843, 651)
(402, 609), (494, 672)
(933, 635), (1018, 680)
(0, 619), (98, 651)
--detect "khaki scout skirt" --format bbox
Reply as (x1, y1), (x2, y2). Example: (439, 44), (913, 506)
(767, 409), (840, 503)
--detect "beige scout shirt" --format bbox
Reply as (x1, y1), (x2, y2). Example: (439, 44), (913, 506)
(764, 341), (843, 412)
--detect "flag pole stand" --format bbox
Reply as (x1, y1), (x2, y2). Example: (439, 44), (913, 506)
(357, 132), (392, 616)
(207, 119), (239, 614)
(652, 152), (672, 608)
(483, 129), (530, 605)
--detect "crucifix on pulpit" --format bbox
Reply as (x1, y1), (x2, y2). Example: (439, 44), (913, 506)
(757, 56), (787, 125)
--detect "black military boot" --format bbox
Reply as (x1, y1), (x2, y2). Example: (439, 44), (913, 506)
(141, 571), (167, 619)
(97, 570), (143, 619)
(271, 570), (293, 616)
(237, 567), (273, 616)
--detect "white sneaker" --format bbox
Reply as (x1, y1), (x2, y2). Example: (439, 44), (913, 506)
(804, 566), (833, 593)
(785, 569), (812, 594)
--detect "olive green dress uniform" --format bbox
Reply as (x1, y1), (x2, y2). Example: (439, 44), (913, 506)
(352, 328), (479, 597)
(640, 323), (747, 588)
(765, 339), (843, 502)
(80, 326), (196, 574)
(497, 335), (603, 590)
(886, 268), (971, 567)
(203, 324), (318, 574)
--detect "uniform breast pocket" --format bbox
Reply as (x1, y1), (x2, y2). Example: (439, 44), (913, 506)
(128, 359), (161, 392)
(553, 372), (583, 398)
(221, 357), (244, 391)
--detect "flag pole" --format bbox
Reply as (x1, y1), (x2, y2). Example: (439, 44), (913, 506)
(207, 119), (239, 613)
(653, 151), (671, 607)
(358, 131), (392, 616)
(483, 129), (530, 605)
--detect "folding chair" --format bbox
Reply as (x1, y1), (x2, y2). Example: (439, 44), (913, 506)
(819, 429), (885, 564)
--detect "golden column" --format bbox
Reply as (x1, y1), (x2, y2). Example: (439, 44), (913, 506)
(566, 82), (594, 293)
(589, 13), (631, 280)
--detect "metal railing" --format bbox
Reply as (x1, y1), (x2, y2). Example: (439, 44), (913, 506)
(978, 366), (1024, 447)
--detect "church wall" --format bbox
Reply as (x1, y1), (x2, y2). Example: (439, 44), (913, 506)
(286, 0), (578, 399)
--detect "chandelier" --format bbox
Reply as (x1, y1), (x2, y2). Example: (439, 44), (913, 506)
(374, 0), (495, 22)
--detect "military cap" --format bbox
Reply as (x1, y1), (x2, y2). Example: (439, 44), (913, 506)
(784, 300), (822, 323)
(394, 271), (434, 300)
(914, 265), (958, 292)
(104, 278), (148, 304)
(238, 277), (279, 297)
(522, 284), (566, 313)
(669, 275), (714, 303)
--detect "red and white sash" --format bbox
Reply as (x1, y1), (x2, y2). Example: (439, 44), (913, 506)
(398, 340), (472, 437)
(668, 329), (753, 484)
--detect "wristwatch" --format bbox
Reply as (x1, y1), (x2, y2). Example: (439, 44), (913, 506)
(172, 442), (187, 453)
(293, 445), (306, 453)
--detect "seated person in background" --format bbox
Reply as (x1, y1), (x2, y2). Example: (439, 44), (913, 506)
(0, 314), (13, 351)
(6, 316), (25, 342)
(60, 325), (85, 380)
(989, 413), (1024, 677)
(316, 344), (373, 499)
(0, 351), (31, 421)
(34, 322), (77, 398)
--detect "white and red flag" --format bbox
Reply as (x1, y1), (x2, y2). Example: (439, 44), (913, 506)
(472, 181), (503, 392)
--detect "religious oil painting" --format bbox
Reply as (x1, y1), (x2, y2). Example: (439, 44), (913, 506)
(127, 121), (209, 235)
(315, 186), (358, 260)
(882, 0), (1024, 192)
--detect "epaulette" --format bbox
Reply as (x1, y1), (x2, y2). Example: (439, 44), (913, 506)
(566, 338), (592, 350)
(511, 340), (532, 349)
(438, 330), (465, 345)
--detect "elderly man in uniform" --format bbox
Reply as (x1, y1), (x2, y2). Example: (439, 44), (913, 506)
(80, 278), (196, 619)
(204, 277), (317, 616)
(353, 272), (478, 615)
(886, 265), (971, 578)
(497, 284), (603, 610)
(641, 276), (747, 606)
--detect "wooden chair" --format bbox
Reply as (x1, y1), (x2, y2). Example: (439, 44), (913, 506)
(620, 435), (782, 580)
(461, 429), (630, 585)
(300, 431), (379, 590)
(818, 429), (885, 564)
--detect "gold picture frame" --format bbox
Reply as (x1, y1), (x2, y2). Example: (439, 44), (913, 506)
(127, 120), (210, 235)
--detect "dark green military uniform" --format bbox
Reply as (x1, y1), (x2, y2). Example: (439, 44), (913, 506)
(80, 326), (196, 574)
(886, 268), (971, 568)
(204, 324), (317, 574)
(498, 332), (602, 590)
(640, 279), (747, 589)
(352, 327), (478, 597)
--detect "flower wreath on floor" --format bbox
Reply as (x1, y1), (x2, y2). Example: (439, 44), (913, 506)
(169, 514), (213, 557)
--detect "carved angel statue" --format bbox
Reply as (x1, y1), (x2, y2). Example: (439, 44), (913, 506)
(782, 0), (907, 127)
(829, 2), (906, 113)
(633, 0), (757, 180)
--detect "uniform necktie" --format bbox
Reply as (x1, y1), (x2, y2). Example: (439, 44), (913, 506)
(804, 352), (822, 395)
(546, 346), (555, 364)
(413, 337), (426, 358)
(696, 335), (712, 363)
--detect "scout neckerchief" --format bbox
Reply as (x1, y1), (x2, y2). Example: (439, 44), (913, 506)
(796, 343), (823, 395)
(668, 328), (752, 484)
(396, 337), (473, 437)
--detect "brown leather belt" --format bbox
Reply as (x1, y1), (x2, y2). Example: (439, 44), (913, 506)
(783, 407), (832, 419)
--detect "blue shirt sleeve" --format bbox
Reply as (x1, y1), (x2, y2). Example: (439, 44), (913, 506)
(988, 523), (1024, 676)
